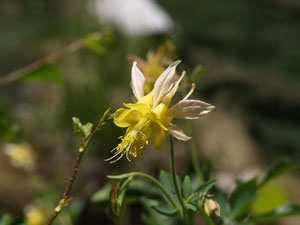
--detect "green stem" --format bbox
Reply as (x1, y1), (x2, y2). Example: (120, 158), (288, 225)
(169, 136), (190, 225)
(108, 172), (181, 217)
(187, 121), (204, 185)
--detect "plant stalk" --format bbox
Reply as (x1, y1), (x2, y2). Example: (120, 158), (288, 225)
(169, 136), (190, 225)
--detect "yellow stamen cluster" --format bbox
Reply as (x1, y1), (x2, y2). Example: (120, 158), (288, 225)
(106, 118), (151, 163)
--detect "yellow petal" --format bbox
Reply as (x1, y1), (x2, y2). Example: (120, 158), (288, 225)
(114, 108), (142, 128)
(152, 124), (166, 149)
(138, 92), (154, 106)
(123, 103), (150, 115)
(152, 103), (167, 120)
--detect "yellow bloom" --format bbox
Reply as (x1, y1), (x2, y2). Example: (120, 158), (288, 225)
(24, 204), (46, 225)
(107, 60), (214, 162)
(4, 143), (37, 171)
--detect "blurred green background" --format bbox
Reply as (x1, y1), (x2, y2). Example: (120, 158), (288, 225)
(0, 0), (299, 224)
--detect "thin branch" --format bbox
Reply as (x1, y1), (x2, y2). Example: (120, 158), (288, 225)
(46, 107), (111, 225)
(0, 31), (106, 86)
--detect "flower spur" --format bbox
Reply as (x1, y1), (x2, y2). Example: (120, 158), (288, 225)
(106, 60), (214, 163)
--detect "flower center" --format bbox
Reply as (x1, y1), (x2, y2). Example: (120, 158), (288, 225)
(106, 118), (151, 163)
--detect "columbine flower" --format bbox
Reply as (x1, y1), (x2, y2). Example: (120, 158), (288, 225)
(107, 60), (214, 163)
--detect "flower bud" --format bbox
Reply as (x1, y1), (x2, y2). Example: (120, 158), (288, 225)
(204, 198), (221, 218)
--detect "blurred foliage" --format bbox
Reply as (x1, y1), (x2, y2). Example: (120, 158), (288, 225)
(22, 65), (63, 84)
(92, 158), (299, 225)
(0, 103), (22, 142)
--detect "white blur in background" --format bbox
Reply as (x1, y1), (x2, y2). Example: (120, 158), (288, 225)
(87, 0), (174, 36)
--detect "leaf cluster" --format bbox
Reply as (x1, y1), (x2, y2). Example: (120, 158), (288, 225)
(92, 159), (299, 225)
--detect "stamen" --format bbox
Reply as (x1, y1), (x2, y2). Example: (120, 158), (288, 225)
(183, 83), (196, 100)
(106, 119), (151, 163)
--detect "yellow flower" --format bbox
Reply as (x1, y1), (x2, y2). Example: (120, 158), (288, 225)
(107, 60), (214, 162)
(4, 143), (37, 171)
(24, 204), (46, 225)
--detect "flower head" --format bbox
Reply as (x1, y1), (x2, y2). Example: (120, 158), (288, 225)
(107, 60), (214, 162)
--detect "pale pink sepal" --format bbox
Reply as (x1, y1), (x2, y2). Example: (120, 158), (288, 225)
(153, 60), (181, 106)
(131, 62), (145, 100)
(168, 123), (191, 141)
(167, 99), (214, 119)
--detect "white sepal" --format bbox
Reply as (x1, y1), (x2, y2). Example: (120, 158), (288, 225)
(168, 123), (191, 141)
(131, 62), (145, 100)
(153, 60), (180, 106)
(167, 99), (214, 119)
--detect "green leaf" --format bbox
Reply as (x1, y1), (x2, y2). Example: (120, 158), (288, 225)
(159, 171), (181, 206)
(215, 192), (230, 218)
(151, 204), (177, 216)
(182, 175), (192, 199)
(195, 179), (217, 193)
(22, 64), (63, 84)
(72, 117), (93, 138)
(0, 214), (14, 225)
(91, 182), (113, 203)
(229, 179), (257, 220)
(84, 39), (107, 55)
(186, 203), (197, 212)
(230, 194), (257, 220)
(69, 199), (84, 223)
(250, 204), (300, 223)
(259, 158), (297, 188)
(82, 123), (93, 138)
(185, 179), (217, 204)
(141, 198), (178, 225)
(0, 103), (22, 142)
(126, 180), (161, 199)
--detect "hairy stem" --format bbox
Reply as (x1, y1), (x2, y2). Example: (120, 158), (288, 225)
(46, 107), (111, 225)
(169, 136), (190, 225)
